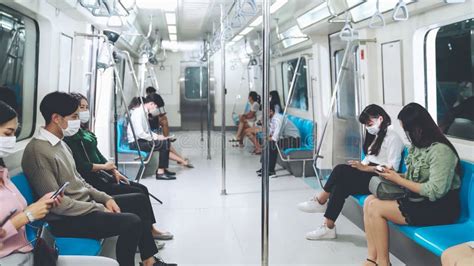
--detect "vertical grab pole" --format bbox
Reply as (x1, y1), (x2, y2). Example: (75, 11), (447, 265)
(200, 64), (204, 142)
(262, 0), (271, 265)
(207, 40), (212, 160)
(220, 4), (227, 196)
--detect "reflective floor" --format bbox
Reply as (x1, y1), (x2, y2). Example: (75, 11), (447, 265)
(111, 131), (404, 265)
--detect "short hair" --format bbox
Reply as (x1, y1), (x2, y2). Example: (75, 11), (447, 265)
(145, 93), (165, 107)
(146, 87), (156, 95)
(40, 92), (79, 124)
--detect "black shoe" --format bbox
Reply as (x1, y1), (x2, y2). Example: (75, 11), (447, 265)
(256, 169), (262, 174)
(153, 256), (177, 266)
(164, 169), (176, 176)
(156, 173), (176, 180)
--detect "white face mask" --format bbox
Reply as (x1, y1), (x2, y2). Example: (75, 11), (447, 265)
(149, 108), (160, 117)
(79, 111), (90, 124)
(62, 120), (81, 137)
(366, 117), (382, 135)
(0, 136), (17, 158)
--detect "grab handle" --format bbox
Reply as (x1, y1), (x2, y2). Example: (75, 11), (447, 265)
(369, 0), (386, 28)
(392, 0), (409, 21)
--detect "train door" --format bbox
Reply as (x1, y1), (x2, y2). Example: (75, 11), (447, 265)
(329, 34), (363, 166)
(179, 63), (214, 130)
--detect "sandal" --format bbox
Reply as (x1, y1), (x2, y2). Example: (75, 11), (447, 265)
(228, 138), (239, 143)
(366, 259), (377, 265)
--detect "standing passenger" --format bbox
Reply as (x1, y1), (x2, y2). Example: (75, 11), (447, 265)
(297, 104), (405, 240)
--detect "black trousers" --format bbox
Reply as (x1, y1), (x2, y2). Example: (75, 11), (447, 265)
(82, 175), (157, 225)
(130, 139), (170, 169)
(323, 164), (374, 221)
(261, 137), (300, 172)
(49, 194), (158, 266)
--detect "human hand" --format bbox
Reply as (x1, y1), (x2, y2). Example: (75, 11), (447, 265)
(103, 162), (117, 171)
(0, 228), (5, 248)
(113, 171), (130, 185)
(348, 160), (370, 172)
(43, 192), (63, 207)
(379, 169), (402, 184)
(105, 199), (121, 213)
(25, 194), (56, 220)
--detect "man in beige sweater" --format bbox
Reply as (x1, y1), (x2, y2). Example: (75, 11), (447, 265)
(22, 92), (174, 266)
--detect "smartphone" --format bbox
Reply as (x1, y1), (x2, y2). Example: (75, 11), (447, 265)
(0, 208), (17, 227)
(50, 182), (70, 199)
(375, 165), (386, 173)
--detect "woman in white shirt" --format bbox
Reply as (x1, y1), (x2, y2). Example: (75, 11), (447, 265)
(230, 91), (261, 148)
(297, 104), (405, 240)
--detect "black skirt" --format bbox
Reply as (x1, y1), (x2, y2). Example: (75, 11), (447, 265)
(397, 189), (460, 226)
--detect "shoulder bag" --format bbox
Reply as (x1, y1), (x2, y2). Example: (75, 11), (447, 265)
(80, 140), (115, 184)
(33, 225), (59, 266)
(369, 175), (407, 200)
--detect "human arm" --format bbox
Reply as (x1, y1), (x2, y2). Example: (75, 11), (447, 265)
(348, 160), (377, 173)
(384, 133), (405, 172)
(131, 109), (153, 141)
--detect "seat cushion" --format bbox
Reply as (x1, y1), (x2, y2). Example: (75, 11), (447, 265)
(117, 118), (149, 158)
(352, 194), (369, 206)
(413, 221), (474, 256)
(56, 237), (102, 256)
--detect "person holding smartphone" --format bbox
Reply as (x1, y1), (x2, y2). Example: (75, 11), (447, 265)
(0, 100), (118, 265)
(297, 104), (405, 240)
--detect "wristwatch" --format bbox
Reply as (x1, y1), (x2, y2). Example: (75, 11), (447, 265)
(24, 210), (35, 223)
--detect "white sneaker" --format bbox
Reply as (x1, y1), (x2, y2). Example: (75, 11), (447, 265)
(297, 198), (327, 213)
(305, 224), (336, 240)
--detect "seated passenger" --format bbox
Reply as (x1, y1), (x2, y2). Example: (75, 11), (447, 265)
(297, 104), (405, 240)
(64, 93), (173, 241)
(21, 92), (176, 266)
(441, 242), (474, 266)
(128, 95), (176, 180)
(244, 90), (283, 154)
(146, 93), (193, 168)
(230, 91), (261, 148)
(363, 103), (461, 266)
(256, 103), (300, 176)
(0, 100), (118, 266)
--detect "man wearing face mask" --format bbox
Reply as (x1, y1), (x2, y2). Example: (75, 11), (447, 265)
(21, 92), (176, 266)
(128, 94), (175, 180)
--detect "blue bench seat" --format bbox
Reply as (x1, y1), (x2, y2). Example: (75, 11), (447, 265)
(117, 118), (149, 159)
(11, 174), (103, 256)
(351, 157), (474, 256)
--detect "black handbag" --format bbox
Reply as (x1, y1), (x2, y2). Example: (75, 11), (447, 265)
(80, 140), (115, 184)
(33, 225), (59, 266)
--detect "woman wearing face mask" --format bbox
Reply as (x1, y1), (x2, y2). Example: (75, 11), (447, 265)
(0, 100), (118, 265)
(363, 103), (461, 266)
(297, 104), (405, 240)
(64, 93), (173, 241)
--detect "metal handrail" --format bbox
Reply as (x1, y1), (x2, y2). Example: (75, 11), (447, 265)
(311, 41), (355, 189)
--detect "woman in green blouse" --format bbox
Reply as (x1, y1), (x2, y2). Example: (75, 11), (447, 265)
(64, 93), (173, 241)
(363, 103), (462, 266)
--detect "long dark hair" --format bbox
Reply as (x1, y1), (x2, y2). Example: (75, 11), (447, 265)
(0, 100), (17, 167)
(70, 93), (88, 129)
(248, 91), (262, 110)
(270, 90), (282, 113)
(398, 102), (461, 175)
(128, 97), (146, 110)
(358, 104), (391, 156)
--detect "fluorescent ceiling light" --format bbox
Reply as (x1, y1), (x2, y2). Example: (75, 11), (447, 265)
(165, 12), (176, 25)
(328, 0), (365, 16)
(168, 25), (177, 34)
(270, 0), (288, 14)
(240, 27), (254, 35)
(250, 16), (262, 27)
(350, 0), (414, 22)
(232, 34), (244, 42)
(169, 34), (177, 41)
(136, 0), (177, 11)
(297, 3), (331, 29)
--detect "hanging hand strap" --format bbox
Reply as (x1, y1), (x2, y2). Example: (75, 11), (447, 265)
(393, 0), (409, 21)
(369, 0), (385, 28)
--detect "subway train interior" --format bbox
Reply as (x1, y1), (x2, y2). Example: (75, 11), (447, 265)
(0, 0), (474, 265)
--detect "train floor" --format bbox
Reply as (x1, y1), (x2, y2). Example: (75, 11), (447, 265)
(104, 131), (404, 265)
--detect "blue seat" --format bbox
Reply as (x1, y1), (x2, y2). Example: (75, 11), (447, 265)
(10, 174), (102, 256)
(351, 149), (474, 256)
(283, 115), (314, 155)
(117, 118), (149, 158)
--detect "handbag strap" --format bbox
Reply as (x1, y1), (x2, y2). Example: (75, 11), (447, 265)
(79, 140), (92, 163)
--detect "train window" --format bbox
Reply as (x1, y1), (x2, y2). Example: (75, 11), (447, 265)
(184, 66), (208, 100)
(427, 18), (474, 141)
(281, 57), (308, 111)
(0, 6), (38, 140)
(334, 48), (357, 119)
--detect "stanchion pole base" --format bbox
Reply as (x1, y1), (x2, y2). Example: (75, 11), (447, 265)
(221, 189), (227, 195)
